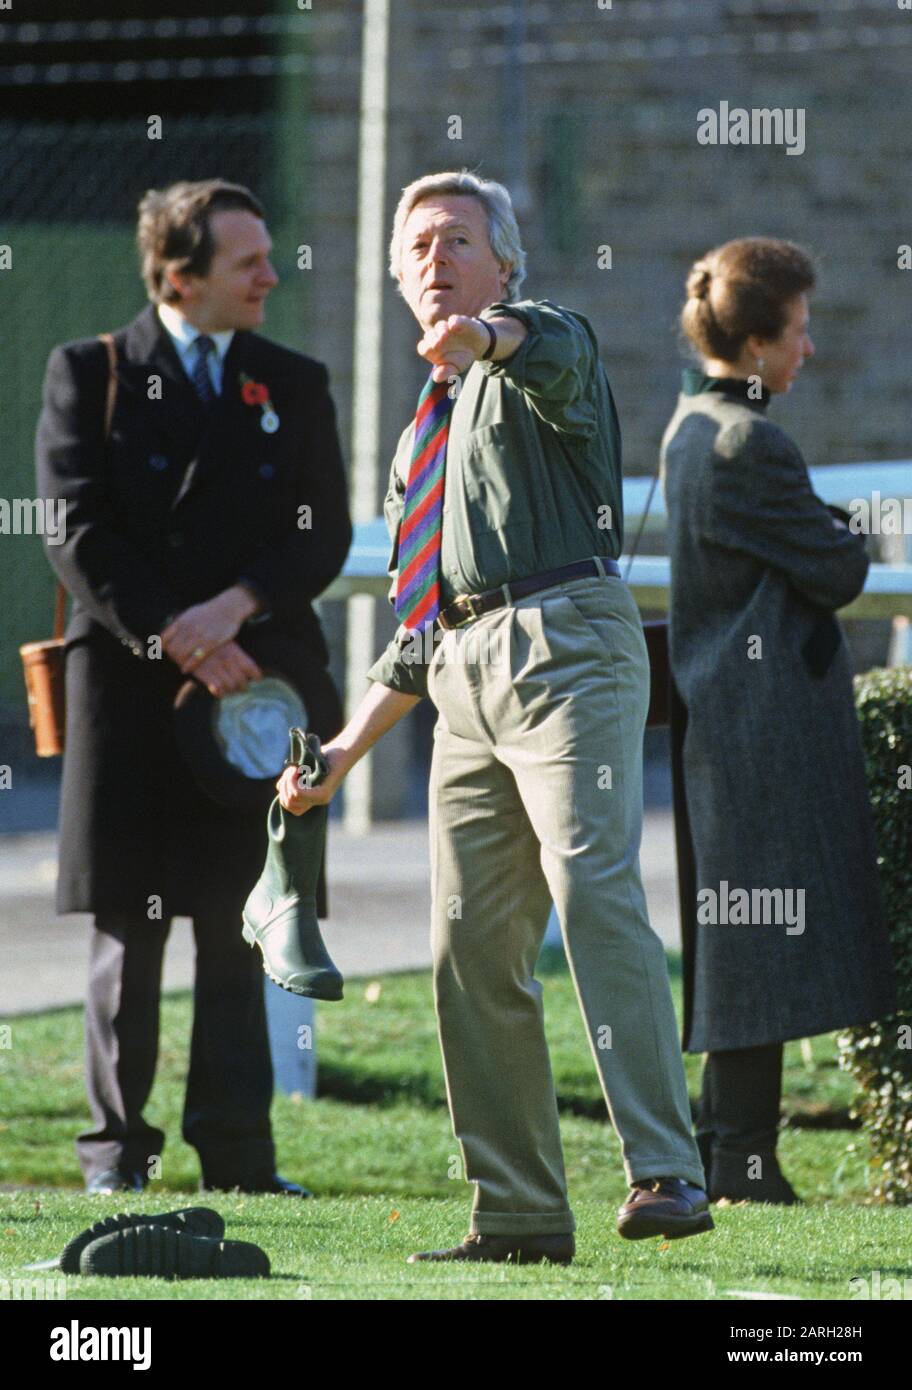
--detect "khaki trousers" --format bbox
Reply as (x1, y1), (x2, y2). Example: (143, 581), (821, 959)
(426, 565), (704, 1235)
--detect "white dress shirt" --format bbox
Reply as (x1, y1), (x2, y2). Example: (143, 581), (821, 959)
(157, 301), (234, 397)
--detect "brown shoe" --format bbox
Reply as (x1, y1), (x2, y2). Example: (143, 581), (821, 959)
(617, 1177), (715, 1241)
(407, 1231), (575, 1265)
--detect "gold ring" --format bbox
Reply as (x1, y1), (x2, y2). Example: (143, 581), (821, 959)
(193, 646), (205, 661)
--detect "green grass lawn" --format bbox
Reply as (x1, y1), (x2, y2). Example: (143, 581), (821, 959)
(1, 950), (910, 1300)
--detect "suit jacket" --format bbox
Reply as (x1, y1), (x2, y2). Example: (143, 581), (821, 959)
(35, 301), (352, 917)
(660, 379), (896, 1051)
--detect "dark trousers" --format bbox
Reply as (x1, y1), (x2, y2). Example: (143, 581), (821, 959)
(696, 1043), (784, 1152)
(77, 889), (275, 1187)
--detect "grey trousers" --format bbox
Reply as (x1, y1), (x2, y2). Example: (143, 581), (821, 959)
(425, 566), (704, 1235)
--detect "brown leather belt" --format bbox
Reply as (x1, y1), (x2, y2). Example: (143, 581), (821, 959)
(436, 556), (622, 630)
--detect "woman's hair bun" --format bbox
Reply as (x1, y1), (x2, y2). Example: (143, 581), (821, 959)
(680, 238), (816, 364)
(687, 263), (712, 301)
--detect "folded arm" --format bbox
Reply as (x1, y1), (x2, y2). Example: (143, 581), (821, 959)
(709, 417), (870, 611)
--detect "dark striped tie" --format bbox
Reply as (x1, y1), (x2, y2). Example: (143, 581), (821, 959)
(394, 374), (454, 631)
(191, 334), (216, 406)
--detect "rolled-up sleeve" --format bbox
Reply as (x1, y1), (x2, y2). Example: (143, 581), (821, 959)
(365, 625), (431, 698)
(477, 299), (598, 438)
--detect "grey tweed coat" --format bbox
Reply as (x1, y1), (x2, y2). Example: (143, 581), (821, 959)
(660, 373), (897, 1052)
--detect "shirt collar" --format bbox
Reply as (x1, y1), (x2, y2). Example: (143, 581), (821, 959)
(681, 365), (771, 411)
(157, 301), (235, 360)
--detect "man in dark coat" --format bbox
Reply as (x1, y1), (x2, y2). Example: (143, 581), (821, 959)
(35, 179), (352, 1194)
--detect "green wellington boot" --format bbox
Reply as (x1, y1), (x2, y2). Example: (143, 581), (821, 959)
(241, 728), (344, 1001)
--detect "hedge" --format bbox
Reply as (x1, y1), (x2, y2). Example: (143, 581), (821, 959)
(837, 664), (912, 1203)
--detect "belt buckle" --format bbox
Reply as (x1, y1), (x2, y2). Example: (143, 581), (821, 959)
(447, 593), (480, 629)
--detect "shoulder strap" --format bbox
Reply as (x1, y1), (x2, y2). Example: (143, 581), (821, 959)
(53, 578), (67, 642)
(98, 332), (118, 439)
(52, 332), (119, 640)
(622, 466), (661, 584)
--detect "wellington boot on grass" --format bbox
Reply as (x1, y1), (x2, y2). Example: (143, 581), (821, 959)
(80, 1224), (270, 1280)
(242, 728), (344, 1001)
(59, 1207), (224, 1274)
(22, 1207), (225, 1274)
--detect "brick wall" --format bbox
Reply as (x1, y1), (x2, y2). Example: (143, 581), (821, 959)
(295, 0), (910, 813)
(303, 0), (911, 485)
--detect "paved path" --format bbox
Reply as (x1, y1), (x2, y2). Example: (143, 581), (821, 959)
(0, 811), (681, 1016)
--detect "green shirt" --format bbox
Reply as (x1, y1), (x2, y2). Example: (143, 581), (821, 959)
(364, 298), (624, 698)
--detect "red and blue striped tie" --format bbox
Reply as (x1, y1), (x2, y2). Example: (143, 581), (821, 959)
(394, 374), (454, 631)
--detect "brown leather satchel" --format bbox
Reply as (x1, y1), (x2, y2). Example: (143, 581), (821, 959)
(643, 619), (670, 728)
(20, 332), (118, 756)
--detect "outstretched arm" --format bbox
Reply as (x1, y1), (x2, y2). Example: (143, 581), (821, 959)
(417, 303), (599, 438)
(417, 312), (527, 383)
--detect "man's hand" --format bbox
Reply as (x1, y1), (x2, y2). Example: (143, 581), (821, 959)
(162, 586), (260, 674)
(276, 684), (421, 813)
(417, 315), (491, 383)
(191, 640), (264, 698)
(277, 744), (350, 815)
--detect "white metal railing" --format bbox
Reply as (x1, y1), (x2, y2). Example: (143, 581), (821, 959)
(320, 460), (909, 828)
(323, 462), (912, 623)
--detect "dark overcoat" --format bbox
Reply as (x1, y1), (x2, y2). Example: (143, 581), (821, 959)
(35, 302), (352, 919)
(660, 376), (897, 1052)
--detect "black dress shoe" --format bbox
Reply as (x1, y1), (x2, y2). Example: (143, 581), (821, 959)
(617, 1177), (715, 1241)
(407, 1232), (575, 1265)
(85, 1168), (146, 1195)
(695, 1130), (714, 1191)
(200, 1172), (312, 1196)
(709, 1148), (803, 1205)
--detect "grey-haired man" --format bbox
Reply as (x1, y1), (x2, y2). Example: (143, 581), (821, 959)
(278, 172), (711, 1263)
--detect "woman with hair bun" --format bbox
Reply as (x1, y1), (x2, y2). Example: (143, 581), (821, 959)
(660, 238), (897, 1204)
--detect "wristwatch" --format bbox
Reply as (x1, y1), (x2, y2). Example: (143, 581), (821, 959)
(478, 317), (498, 361)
